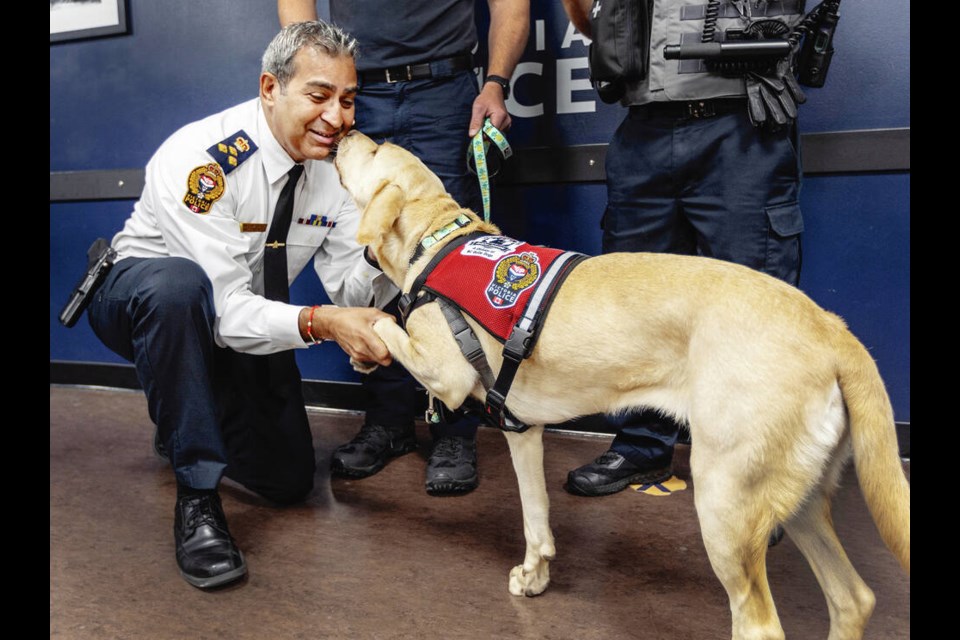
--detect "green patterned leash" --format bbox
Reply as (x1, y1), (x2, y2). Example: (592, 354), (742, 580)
(470, 118), (512, 222)
(425, 120), (510, 426)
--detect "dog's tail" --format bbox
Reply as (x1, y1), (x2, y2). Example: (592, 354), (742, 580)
(834, 318), (910, 574)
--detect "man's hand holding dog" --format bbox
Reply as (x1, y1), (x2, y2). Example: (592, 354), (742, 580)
(299, 306), (395, 366)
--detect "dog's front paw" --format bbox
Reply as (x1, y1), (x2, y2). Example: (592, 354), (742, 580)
(508, 562), (550, 597)
(350, 358), (379, 374)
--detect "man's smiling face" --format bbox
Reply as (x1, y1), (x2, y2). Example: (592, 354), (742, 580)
(260, 46), (358, 162)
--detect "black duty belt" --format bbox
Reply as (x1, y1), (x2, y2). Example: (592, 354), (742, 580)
(632, 98), (746, 120)
(360, 54), (474, 85)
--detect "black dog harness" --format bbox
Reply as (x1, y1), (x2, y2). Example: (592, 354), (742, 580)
(398, 217), (588, 432)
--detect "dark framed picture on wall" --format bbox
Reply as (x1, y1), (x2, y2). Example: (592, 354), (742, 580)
(50, 0), (128, 43)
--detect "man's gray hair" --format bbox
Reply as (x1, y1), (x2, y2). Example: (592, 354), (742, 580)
(262, 21), (358, 89)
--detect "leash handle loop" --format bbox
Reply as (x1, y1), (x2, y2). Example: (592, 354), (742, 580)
(470, 118), (512, 223)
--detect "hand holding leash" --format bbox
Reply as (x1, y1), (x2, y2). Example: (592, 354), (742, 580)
(467, 118), (512, 222)
(469, 79), (512, 137)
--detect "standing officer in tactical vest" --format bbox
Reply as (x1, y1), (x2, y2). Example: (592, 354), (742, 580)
(561, 0), (836, 497)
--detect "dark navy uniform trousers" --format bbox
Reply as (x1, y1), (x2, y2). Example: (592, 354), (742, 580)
(356, 69), (483, 439)
(602, 103), (804, 465)
(87, 256), (315, 504)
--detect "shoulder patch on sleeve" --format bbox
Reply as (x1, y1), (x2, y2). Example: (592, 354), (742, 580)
(206, 130), (259, 175)
(183, 163), (226, 214)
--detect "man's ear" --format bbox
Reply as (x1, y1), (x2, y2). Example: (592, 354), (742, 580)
(260, 72), (279, 106)
(357, 181), (405, 246)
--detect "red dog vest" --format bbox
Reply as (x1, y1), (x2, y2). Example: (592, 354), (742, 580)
(421, 235), (569, 341)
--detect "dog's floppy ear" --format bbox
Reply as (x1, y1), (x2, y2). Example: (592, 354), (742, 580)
(357, 180), (406, 246)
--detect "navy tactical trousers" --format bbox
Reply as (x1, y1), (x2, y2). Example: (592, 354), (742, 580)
(356, 70), (482, 214)
(602, 105), (804, 465)
(87, 256), (315, 504)
(356, 70), (482, 439)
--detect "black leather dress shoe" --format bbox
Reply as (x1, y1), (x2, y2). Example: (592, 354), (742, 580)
(565, 450), (672, 497)
(174, 492), (247, 589)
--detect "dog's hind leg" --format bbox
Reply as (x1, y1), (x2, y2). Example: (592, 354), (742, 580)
(783, 493), (875, 640)
(691, 465), (784, 640)
(503, 425), (555, 597)
(782, 442), (876, 640)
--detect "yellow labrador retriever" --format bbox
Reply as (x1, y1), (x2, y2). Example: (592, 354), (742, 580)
(333, 131), (909, 640)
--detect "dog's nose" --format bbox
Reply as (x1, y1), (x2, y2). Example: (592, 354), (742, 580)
(332, 130), (357, 159)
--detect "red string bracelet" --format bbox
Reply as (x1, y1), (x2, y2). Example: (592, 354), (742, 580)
(307, 305), (323, 345)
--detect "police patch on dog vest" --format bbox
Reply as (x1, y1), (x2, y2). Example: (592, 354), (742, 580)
(422, 236), (569, 341)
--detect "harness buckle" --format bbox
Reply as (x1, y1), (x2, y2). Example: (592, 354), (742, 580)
(453, 325), (486, 368)
(503, 326), (533, 362)
(483, 391), (530, 432)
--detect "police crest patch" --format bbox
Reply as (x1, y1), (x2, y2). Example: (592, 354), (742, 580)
(183, 163), (225, 214)
(486, 251), (541, 309)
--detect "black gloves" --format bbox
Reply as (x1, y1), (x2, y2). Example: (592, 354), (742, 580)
(745, 57), (807, 130)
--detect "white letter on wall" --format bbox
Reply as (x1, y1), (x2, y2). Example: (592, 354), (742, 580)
(557, 58), (595, 114)
(507, 62), (545, 117)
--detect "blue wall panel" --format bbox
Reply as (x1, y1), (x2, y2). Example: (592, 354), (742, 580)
(50, 2), (279, 172)
(51, 0), (910, 422)
(798, 173), (910, 418)
(51, 200), (135, 365)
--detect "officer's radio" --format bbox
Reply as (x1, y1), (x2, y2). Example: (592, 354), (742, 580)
(797, 1), (840, 87)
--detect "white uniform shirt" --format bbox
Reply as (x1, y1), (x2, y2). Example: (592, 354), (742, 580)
(112, 98), (396, 355)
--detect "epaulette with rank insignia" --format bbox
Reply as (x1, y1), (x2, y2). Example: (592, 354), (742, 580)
(206, 130), (258, 175)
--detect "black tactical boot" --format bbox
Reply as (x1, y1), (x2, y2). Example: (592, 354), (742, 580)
(425, 435), (478, 495)
(330, 424), (418, 478)
(565, 450), (672, 497)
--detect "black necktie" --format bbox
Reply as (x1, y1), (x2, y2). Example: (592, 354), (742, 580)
(264, 164), (304, 303)
(263, 164), (304, 389)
